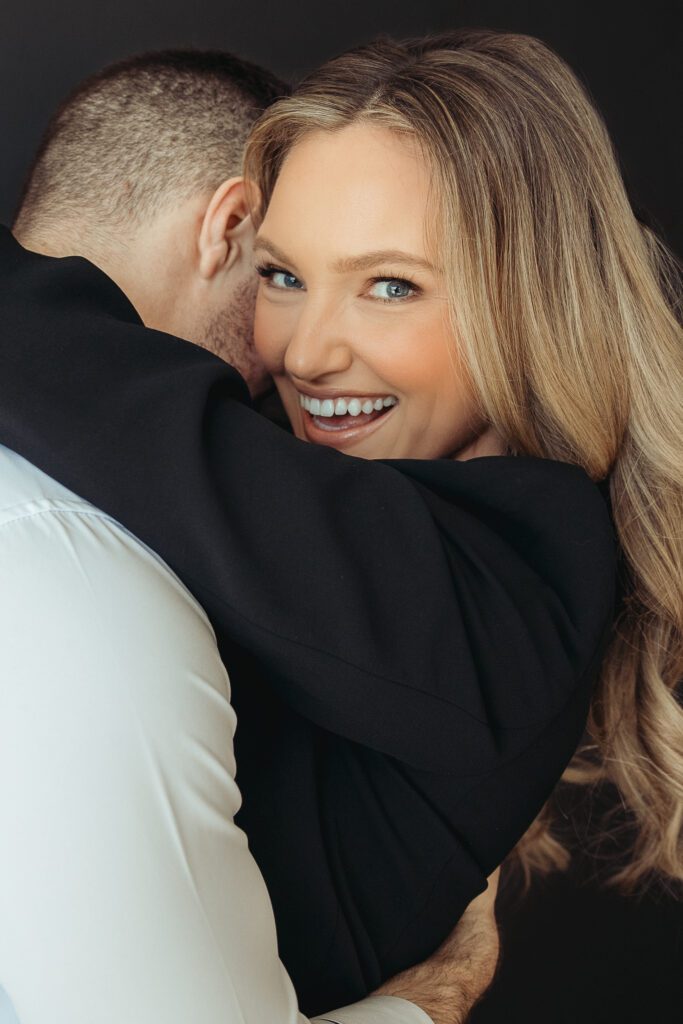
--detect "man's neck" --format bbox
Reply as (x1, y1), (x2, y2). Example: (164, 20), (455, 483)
(15, 221), (130, 266)
(14, 225), (153, 326)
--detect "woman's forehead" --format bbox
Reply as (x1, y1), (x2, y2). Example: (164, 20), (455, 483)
(262, 124), (434, 260)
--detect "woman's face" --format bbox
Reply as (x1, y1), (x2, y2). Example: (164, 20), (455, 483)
(253, 123), (498, 460)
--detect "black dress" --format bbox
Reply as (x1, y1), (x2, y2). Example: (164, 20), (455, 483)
(471, 784), (683, 1024)
(0, 227), (617, 1015)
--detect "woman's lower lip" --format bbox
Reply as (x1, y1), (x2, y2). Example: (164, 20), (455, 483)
(300, 405), (396, 448)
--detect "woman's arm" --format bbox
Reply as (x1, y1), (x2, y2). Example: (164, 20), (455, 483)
(0, 234), (616, 777)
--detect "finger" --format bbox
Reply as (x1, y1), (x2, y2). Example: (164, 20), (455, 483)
(459, 867), (500, 921)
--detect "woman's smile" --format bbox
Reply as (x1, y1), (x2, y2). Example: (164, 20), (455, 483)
(296, 389), (399, 447)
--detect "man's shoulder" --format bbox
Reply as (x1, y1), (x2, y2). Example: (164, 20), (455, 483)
(0, 443), (103, 527)
(0, 444), (210, 628)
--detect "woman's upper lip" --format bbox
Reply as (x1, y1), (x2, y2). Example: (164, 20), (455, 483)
(292, 384), (397, 399)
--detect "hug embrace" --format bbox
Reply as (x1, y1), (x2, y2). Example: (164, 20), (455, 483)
(0, 28), (681, 1024)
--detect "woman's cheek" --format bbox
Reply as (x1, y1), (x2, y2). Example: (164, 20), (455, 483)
(370, 330), (433, 395)
(253, 296), (287, 372)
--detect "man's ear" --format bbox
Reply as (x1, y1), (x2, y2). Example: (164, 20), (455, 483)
(197, 177), (252, 281)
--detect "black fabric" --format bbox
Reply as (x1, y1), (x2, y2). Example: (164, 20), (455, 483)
(0, 227), (617, 1014)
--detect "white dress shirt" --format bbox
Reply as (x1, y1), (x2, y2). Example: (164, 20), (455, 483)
(0, 445), (432, 1024)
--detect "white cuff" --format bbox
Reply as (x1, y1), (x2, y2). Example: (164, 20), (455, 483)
(312, 993), (435, 1024)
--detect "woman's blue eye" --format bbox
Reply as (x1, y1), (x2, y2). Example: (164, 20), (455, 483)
(272, 271), (302, 289)
(257, 265), (303, 290)
(369, 279), (415, 301)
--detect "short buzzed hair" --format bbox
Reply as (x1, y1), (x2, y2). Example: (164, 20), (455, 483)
(14, 49), (288, 236)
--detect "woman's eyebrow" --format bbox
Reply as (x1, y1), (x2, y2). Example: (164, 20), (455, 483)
(331, 250), (437, 273)
(253, 237), (298, 269)
(253, 237), (436, 274)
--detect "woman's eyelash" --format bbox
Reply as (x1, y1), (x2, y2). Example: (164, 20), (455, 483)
(255, 262), (286, 279)
(370, 274), (417, 286)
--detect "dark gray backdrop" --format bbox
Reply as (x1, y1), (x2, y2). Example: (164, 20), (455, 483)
(1, 0), (680, 253)
(0, 5), (681, 1021)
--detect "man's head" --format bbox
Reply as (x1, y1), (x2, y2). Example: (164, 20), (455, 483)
(14, 50), (288, 393)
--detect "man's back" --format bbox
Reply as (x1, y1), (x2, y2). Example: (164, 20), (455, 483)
(0, 444), (306, 1023)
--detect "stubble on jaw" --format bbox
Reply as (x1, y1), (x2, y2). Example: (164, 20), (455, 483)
(201, 278), (271, 397)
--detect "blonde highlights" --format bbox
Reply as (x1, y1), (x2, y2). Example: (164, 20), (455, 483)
(244, 30), (683, 888)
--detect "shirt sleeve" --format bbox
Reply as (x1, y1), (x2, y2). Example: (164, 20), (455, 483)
(312, 995), (434, 1023)
(1, 502), (414, 1024)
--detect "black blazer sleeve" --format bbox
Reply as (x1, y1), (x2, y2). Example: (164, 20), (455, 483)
(0, 233), (617, 778)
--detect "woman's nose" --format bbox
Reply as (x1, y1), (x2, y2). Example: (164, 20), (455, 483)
(283, 313), (353, 382)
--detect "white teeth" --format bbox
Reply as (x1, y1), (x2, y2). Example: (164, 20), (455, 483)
(299, 393), (398, 417)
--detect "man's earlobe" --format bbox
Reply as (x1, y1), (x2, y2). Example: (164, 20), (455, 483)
(198, 177), (250, 281)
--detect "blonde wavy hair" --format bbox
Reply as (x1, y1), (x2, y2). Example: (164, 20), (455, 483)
(243, 29), (683, 890)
